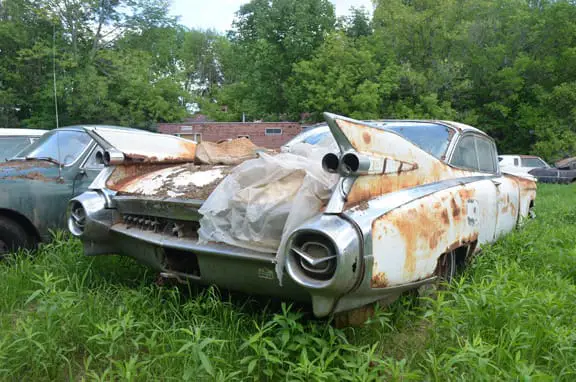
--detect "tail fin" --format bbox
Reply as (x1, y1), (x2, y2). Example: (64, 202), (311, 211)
(323, 113), (420, 175)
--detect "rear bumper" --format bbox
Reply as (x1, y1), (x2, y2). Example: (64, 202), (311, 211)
(103, 224), (310, 302)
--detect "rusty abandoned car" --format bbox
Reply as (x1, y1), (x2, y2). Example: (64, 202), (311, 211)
(0, 125), (196, 257)
(69, 113), (537, 320)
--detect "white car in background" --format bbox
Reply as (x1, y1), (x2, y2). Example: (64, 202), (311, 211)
(0, 129), (48, 161)
(498, 155), (550, 176)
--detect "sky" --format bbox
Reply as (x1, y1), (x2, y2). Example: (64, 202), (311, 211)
(169, 0), (374, 32)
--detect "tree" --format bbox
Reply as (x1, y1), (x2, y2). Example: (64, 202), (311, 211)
(337, 6), (372, 39)
(223, 0), (336, 118)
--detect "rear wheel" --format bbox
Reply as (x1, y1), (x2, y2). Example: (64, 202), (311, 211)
(528, 203), (536, 219)
(0, 216), (34, 259)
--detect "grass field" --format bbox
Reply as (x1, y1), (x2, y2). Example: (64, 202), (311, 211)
(1, 184), (575, 381)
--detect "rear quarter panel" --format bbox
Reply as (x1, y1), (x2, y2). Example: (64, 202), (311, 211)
(370, 180), (497, 287)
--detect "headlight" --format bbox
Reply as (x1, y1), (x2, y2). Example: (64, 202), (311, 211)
(67, 191), (108, 238)
(68, 201), (87, 236)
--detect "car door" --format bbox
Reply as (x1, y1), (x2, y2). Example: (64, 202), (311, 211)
(12, 130), (95, 238)
(450, 134), (499, 245)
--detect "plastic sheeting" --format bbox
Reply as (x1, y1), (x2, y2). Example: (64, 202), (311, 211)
(198, 139), (339, 283)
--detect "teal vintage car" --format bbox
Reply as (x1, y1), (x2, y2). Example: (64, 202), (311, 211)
(0, 125), (197, 257)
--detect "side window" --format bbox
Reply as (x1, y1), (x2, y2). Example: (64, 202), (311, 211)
(82, 145), (105, 170)
(476, 138), (497, 173)
(514, 158), (519, 166)
(451, 136), (479, 170)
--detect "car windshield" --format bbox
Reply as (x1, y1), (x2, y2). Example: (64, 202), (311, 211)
(383, 123), (454, 159)
(0, 137), (34, 160)
(521, 157), (548, 168)
(15, 130), (92, 165)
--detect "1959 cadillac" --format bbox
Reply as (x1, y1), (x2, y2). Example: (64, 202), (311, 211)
(68, 113), (537, 322)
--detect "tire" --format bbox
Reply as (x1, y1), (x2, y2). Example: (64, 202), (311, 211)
(0, 216), (34, 259)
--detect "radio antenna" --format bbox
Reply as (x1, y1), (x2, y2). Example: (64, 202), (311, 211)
(52, 22), (63, 180)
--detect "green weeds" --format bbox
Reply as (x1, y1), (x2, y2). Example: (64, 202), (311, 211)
(0, 184), (575, 380)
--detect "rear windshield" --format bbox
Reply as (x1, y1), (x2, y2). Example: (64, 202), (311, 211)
(287, 122), (455, 159)
(383, 123), (454, 159)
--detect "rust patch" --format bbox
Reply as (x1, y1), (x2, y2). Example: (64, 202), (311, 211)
(362, 131), (371, 145)
(441, 210), (449, 225)
(445, 232), (479, 254)
(458, 188), (476, 200)
(505, 174), (537, 191)
(194, 138), (259, 165)
(4, 171), (56, 182)
(371, 272), (389, 288)
(106, 163), (175, 191)
(0, 160), (53, 170)
(345, 161), (471, 209)
(450, 198), (461, 218)
(388, 204), (448, 274)
(356, 200), (370, 211)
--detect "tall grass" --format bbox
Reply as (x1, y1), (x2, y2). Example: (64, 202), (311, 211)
(0, 184), (574, 380)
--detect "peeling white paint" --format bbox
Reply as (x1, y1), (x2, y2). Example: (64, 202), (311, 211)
(172, 169), (224, 188)
(118, 164), (228, 198)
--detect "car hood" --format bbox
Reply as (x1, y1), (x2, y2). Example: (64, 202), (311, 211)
(0, 160), (62, 183)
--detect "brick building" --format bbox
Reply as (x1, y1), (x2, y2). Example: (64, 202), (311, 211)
(157, 121), (302, 149)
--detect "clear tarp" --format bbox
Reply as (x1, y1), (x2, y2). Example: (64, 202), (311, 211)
(198, 138), (339, 283)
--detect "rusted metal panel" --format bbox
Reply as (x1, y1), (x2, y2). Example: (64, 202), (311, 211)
(505, 174), (537, 219)
(194, 137), (260, 165)
(107, 163), (231, 200)
(370, 182), (495, 287)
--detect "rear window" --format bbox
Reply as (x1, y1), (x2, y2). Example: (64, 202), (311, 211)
(385, 123), (454, 159)
(521, 157), (548, 168)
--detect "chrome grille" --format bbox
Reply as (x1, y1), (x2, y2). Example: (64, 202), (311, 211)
(121, 214), (200, 239)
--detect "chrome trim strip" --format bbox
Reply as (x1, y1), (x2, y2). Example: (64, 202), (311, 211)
(114, 196), (204, 221)
(110, 223), (276, 263)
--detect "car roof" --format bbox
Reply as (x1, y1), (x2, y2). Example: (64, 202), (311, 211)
(49, 125), (155, 134)
(300, 119), (489, 137)
(0, 128), (48, 136)
(368, 120), (489, 137)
